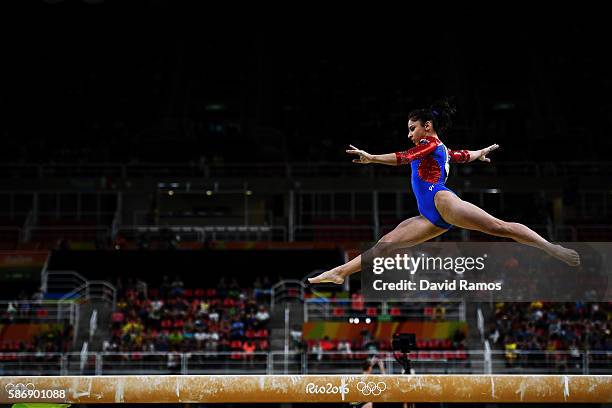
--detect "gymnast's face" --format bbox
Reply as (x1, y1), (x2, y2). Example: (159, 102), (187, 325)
(407, 119), (432, 145)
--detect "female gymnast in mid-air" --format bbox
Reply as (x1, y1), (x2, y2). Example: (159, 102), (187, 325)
(309, 100), (580, 285)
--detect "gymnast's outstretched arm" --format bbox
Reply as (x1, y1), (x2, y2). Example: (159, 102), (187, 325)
(347, 139), (439, 166)
(449, 143), (499, 163)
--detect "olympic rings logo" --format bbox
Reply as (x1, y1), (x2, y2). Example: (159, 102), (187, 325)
(5, 383), (36, 392)
(356, 381), (387, 396)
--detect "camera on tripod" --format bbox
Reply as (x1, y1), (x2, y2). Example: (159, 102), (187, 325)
(392, 332), (416, 374)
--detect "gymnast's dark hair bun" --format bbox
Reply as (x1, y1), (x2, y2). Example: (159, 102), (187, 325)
(408, 97), (456, 135)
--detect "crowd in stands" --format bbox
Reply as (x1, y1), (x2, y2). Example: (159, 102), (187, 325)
(490, 301), (612, 368)
(105, 276), (271, 356)
(0, 324), (73, 356)
(1, 287), (74, 356)
(0, 321), (73, 365)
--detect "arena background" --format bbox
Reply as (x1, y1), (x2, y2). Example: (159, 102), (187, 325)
(1, 2), (611, 407)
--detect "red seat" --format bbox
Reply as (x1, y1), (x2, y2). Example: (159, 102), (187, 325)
(366, 307), (378, 317)
(390, 307), (401, 316)
(332, 307), (345, 317)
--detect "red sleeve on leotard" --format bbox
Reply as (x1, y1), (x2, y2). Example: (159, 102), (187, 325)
(448, 149), (470, 163)
(395, 137), (439, 165)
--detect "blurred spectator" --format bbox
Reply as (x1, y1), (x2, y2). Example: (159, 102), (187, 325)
(32, 287), (44, 304)
(6, 302), (16, 322)
(337, 339), (352, 356)
(504, 336), (518, 367)
(351, 291), (364, 312)
(242, 340), (256, 361)
(312, 340), (323, 361)
(255, 306), (270, 326)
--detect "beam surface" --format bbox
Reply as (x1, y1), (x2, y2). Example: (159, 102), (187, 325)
(2, 375), (612, 403)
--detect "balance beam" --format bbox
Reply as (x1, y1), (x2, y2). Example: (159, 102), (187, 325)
(2, 375), (612, 403)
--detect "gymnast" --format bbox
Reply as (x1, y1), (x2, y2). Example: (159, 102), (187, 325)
(309, 100), (580, 285)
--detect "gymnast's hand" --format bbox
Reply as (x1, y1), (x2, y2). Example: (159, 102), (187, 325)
(346, 144), (375, 164)
(477, 144), (499, 163)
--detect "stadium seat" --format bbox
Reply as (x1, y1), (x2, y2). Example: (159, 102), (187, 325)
(366, 307), (378, 317)
(332, 307), (345, 317)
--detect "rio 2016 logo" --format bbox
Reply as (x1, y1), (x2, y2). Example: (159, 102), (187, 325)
(305, 382), (349, 394)
(304, 381), (387, 397)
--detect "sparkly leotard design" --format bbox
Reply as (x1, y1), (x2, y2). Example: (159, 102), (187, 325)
(395, 136), (469, 229)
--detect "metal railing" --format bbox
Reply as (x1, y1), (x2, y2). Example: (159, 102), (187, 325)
(491, 349), (591, 374)
(293, 225), (375, 242)
(42, 270), (88, 297)
(43, 270), (116, 308)
(304, 299), (466, 321)
(271, 280), (306, 311)
(59, 281), (116, 309)
(0, 301), (76, 323)
(117, 225), (288, 243)
(89, 309), (98, 341)
(27, 225), (111, 243)
(1, 161), (612, 179)
(0, 223), (609, 247)
(2, 350), (608, 375)
(301, 351), (475, 374)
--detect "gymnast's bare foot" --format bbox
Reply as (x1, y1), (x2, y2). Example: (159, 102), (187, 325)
(308, 268), (345, 285)
(547, 244), (581, 266)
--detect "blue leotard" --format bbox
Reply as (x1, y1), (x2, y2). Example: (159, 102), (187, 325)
(395, 136), (470, 229)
